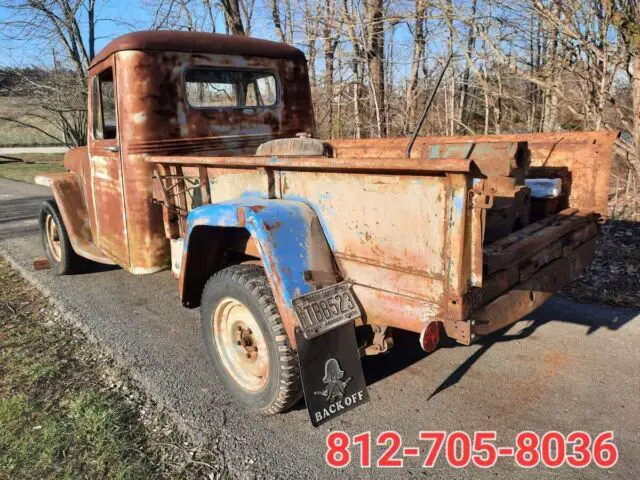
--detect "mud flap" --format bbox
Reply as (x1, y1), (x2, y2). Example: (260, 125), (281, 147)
(295, 323), (369, 427)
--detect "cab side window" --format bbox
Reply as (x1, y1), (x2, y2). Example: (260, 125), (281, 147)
(92, 68), (117, 140)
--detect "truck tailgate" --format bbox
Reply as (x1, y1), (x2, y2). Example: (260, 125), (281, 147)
(467, 209), (600, 338)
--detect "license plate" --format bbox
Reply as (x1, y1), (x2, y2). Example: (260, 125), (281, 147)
(292, 282), (361, 339)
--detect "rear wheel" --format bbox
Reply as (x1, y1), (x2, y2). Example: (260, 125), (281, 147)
(39, 200), (85, 275)
(200, 264), (302, 414)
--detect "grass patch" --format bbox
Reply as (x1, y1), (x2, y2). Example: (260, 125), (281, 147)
(0, 258), (226, 479)
(0, 97), (62, 147)
(0, 153), (66, 163)
(0, 154), (66, 183)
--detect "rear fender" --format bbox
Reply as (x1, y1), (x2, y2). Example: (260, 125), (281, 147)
(180, 199), (339, 347)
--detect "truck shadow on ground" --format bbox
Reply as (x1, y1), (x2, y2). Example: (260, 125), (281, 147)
(360, 298), (639, 400)
(77, 261), (121, 274)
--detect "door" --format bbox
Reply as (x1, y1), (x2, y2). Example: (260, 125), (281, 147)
(88, 59), (128, 266)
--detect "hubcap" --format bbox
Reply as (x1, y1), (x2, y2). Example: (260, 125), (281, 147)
(45, 214), (62, 262)
(212, 297), (270, 392)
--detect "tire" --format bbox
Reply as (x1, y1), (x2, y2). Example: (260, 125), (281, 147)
(200, 264), (302, 414)
(39, 199), (85, 275)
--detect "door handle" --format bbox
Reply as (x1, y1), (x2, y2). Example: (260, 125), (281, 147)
(104, 145), (120, 153)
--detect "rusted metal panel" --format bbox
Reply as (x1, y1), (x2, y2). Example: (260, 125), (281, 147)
(208, 170), (269, 202)
(90, 31), (306, 70)
(171, 164), (454, 335)
(280, 171), (449, 298)
(87, 55), (130, 267)
(484, 210), (598, 275)
(471, 238), (597, 337)
(35, 172), (115, 265)
(62, 146), (98, 237)
(183, 199), (338, 347)
(351, 285), (438, 334)
(88, 150), (128, 265)
(63, 146), (86, 175)
(444, 173), (471, 300)
(115, 50), (314, 150)
(333, 131), (617, 216)
(150, 155), (474, 173)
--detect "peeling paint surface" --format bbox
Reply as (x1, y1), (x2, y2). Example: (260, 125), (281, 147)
(185, 199), (335, 342)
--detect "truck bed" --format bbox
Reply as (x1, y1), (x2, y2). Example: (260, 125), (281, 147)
(145, 131), (617, 345)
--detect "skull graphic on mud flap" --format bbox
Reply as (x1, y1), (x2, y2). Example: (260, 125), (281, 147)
(314, 358), (352, 403)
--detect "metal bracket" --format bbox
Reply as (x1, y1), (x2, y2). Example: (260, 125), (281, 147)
(470, 189), (494, 209)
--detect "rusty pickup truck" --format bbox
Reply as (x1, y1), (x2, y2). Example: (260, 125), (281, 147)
(36, 31), (617, 426)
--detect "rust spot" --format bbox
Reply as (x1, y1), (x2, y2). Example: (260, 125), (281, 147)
(237, 207), (246, 227)
(248, 205), (266, 213)
(265, 220), (282, 231)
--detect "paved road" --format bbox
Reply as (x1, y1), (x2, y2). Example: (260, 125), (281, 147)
(0, 146), (68, 155)
(1, 177), (639, 479)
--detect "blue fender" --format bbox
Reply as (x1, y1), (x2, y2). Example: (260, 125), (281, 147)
(182, 198), (339, 344)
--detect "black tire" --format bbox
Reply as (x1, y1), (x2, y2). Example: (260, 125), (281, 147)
(200, 264), (302, 415)
(39, 199), (85, 275)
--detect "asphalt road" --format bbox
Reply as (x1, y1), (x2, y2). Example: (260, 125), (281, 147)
(1, 177), (639, 479)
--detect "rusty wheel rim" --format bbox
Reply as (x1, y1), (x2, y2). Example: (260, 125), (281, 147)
(212, 297), (270, 392)
(45, 214), (62, 263)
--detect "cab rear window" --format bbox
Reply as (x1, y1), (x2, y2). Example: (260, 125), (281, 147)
(185, 69), (278, 108)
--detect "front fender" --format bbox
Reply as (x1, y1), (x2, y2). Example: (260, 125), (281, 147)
(181, 198), (339, 346)
(35, 172), (114, 265)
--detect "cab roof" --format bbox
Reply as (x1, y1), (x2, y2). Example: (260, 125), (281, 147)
(89, 31), (305, 70)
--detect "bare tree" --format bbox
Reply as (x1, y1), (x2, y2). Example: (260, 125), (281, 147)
(0, 0), (100, 146)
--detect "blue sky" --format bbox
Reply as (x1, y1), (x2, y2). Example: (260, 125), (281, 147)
(0, 0), (234, 66)
(0, 0), (445, 86)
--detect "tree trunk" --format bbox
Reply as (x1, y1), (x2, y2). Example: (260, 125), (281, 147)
(221, 0), (245, 35)
(631, 55), (640, 180)
(458, 0), (477, 132)
(88, 0), (95, 61)
(364, 0), (385, 137)
(405, 0), (427, 133)
(323, 0), (337, 137)
(271, 0), (287, 43)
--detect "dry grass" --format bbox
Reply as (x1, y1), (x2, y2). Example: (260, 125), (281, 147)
(560, 220), (640, 308)
(0, 97), (63, 147)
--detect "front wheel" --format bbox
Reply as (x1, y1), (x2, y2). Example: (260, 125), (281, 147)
(200, 264), (302, 415)
(39, 200), (85, 275)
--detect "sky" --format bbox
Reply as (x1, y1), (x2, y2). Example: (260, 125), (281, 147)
(0, 0), (238, 67)
(0, 0), (419, 74)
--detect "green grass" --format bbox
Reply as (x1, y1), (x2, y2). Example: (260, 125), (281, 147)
(0, 258), (224, 479)
(0, 260), (154, 480)
(0, 153), (66, 183)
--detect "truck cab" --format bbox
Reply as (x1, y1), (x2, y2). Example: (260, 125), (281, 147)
(38, 31), (314, 273)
